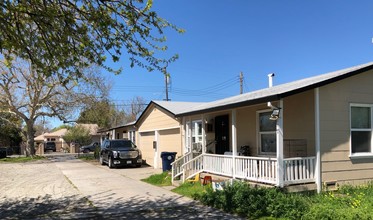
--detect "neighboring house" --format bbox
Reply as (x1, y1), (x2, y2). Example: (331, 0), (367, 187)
(135, 101), (203, 169)
(78, 124), (101, 144)
(35, 128), (68, 154)
(99, 121), (136, 143)
(170, 61), (373, 192)
(34, 124), (100, 154)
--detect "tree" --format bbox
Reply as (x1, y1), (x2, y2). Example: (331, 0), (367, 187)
(0, 112), (22, 149)
(0, 57), (109, 156)
(0, 0), (183, 83)
(77, 99), (127, 128)
(125, 96), (147, 122)
(63, 125), (92, 147)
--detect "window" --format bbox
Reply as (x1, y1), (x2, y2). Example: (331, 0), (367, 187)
(186, 120), (203, 152)
(258, 111), (277, 154)
(350, 104), (373, 155)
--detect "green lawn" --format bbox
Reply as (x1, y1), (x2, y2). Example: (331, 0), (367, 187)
(141, 171), (172, 186)
(0, 155), (46, 163)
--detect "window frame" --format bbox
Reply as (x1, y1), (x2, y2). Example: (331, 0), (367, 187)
(350, 103), (373, 158)
(257, 110), (277, 156)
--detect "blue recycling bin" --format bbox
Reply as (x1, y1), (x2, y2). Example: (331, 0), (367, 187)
(160, 152), (177, 171)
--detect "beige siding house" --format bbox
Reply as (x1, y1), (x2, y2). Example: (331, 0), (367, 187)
(136, 101), (202, 168)
(171, 61), (373, 192)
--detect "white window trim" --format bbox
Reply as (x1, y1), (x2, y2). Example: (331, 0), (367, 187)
(349, 103), (373, 158)
(257, 109), (276, 156)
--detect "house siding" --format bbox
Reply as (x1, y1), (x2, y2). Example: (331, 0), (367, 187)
(319, 69), (373, 185)
(138, 106), (180, 132)
(137, 104), (182, 168)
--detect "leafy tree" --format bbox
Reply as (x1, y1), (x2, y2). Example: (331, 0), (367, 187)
(0, 57), (109, 156)
(0, 112), (22, 148)
(63, 125), (91, 146)
(0, 0), (183, 82)
(77, 99), (127, 128)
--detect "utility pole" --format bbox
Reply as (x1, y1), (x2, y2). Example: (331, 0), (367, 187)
(163, 65), (171, 101)
(239, 72), (244, 94)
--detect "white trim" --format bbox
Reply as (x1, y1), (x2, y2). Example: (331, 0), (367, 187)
(349, 103), (373, 155)
(232, 109), (237, 179)
(138, 126), (180, 133)
(315, 88), (322, 193)
(257, 109), (277, 156)
(350, 153), (373, 159)
(276, 99), (284, 187)
(202, 115), (206, 154)
(154, 130), (160, 169)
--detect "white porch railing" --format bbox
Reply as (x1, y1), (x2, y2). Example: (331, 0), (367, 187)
(284, 157), (316, 185)
(172, 153), (316, 187)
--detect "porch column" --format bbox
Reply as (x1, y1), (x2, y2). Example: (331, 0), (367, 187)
(232, 109), (237, 179)
(202, 114), (206, 154)
(315, 88), (322, 193)
(276, 99), (284, 187)
(182, 117), (186, 154)
(188, 117), (192, 153)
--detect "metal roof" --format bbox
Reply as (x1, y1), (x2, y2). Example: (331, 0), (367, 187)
(152, 100), (205, 115)
(177, 61), (373, 116)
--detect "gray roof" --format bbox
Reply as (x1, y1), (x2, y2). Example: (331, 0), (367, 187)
(152, 100), (205, 115)
(177, 61), (373, 116)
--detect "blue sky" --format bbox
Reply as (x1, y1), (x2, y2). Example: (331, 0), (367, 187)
(51, 1), (373, 127)
(110, 1), (373, 103)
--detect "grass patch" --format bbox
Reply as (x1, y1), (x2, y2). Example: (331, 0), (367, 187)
(141, 171), (172, 186)
(172, 182), (207, 198)
(0, 155), (46, 163)
(78, 154), (96, 161)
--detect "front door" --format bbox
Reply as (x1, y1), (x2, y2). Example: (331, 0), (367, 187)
(215, 115), (230, 154)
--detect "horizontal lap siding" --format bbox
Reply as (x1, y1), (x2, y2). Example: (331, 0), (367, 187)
(319, 69), (373, 185)
(138, 107), (179, 132)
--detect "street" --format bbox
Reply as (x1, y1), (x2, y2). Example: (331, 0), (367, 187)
(0, 155), (242, 219)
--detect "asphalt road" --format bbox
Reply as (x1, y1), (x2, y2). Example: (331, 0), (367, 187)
(0, 155), (243, 219)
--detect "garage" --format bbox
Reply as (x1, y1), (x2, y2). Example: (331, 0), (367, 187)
(138, 131), (155, 167)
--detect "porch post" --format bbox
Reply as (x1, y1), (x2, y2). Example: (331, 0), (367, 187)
(232, 109), (237, 179)
(182, 117), (186, 154)
(202, 114), (206, 154)
(315, 88), (322, 193)
(188, 117), (192, 153)
(276, 99), (284, 187)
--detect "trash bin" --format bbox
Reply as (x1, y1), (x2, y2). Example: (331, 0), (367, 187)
(160, 152), (177, 172)
(0, 148), (7, 159)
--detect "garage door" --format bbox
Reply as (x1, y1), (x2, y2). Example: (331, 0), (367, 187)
(158, 128), (181, 168)
(138, 131), (155, 167)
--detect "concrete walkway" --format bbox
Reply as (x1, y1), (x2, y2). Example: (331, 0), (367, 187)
(0, 155), (242, 219)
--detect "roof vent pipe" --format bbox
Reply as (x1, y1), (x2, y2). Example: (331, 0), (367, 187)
(267, 73), (275, 108)
(268, 73), (275, 88)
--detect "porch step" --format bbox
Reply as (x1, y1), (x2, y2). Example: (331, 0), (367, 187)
(172, 179), (182, 187)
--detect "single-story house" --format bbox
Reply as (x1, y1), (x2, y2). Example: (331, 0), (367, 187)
(35, 128), (68, 154)
(170, 61), (373, 192)
(135, 101), (203, 168)
(34, 124), (100, 154)
(98, 121), (136, 143)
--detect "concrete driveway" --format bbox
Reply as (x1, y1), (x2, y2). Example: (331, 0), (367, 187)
(0, 155), (242, 219)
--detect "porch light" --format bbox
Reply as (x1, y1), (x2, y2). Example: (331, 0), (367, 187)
(269, 108), (280, 120)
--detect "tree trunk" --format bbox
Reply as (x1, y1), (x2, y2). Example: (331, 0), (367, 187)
(25, 120), (36, 157)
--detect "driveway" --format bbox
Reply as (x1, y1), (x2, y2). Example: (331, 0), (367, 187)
(0, 155), (242, 219)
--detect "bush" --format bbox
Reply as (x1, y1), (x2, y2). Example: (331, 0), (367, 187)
(194, 181), (309, 219)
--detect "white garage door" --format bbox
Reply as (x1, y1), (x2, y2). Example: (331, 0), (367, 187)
(139, 131), (155, 167)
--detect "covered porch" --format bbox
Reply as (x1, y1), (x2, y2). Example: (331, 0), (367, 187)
(172, 88), (321, 190)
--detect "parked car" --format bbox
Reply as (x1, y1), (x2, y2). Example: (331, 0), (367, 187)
(80, 142), (99, 153)
(99, 139), (142, 168)
(44, 142), (56, 152)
